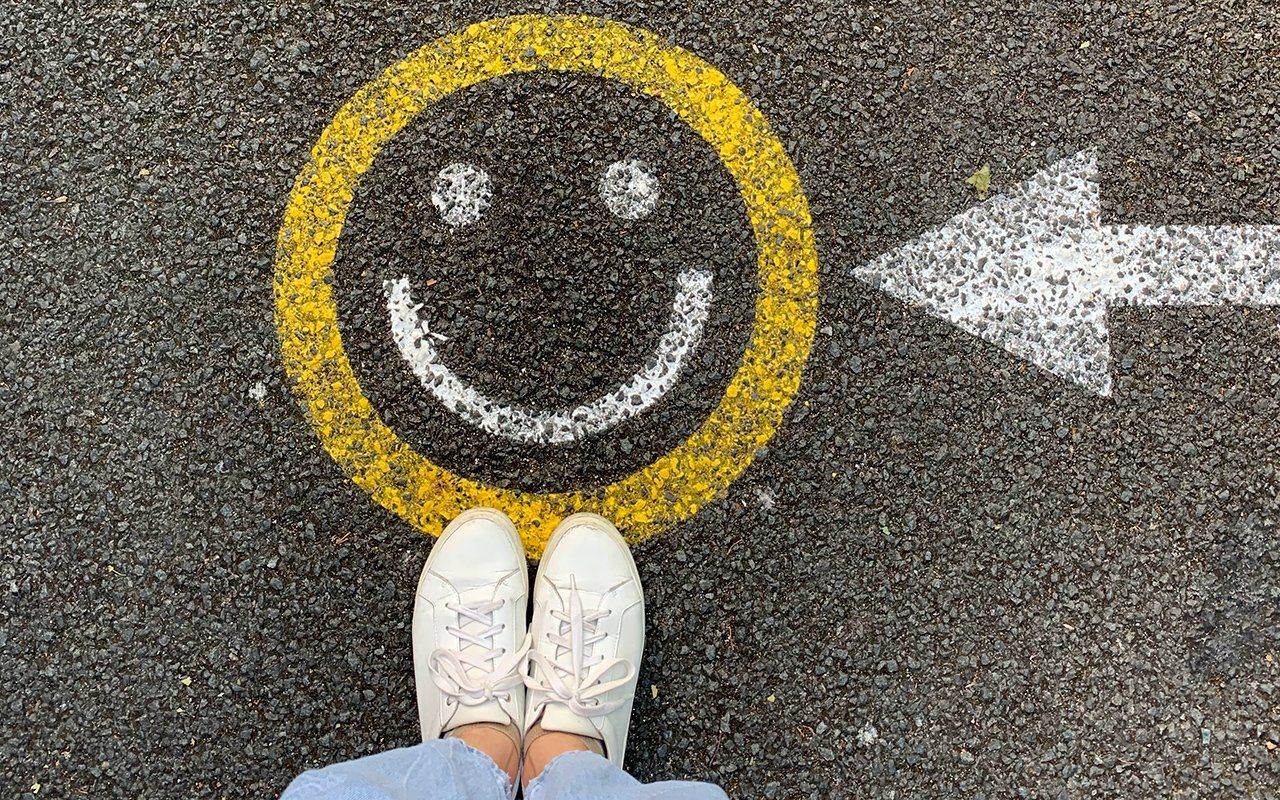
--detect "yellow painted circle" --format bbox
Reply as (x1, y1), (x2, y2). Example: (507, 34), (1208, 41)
(274, 14), (819, 557)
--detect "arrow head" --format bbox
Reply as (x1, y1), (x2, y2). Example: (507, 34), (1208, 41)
(856, 150), (1115, 395)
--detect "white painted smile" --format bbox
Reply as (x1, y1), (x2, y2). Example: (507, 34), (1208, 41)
(382, 159), (713, 444)
(384, 269), (714, 444)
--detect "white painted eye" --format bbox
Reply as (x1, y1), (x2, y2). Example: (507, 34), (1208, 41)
(431, 162), (491, 227)
(599, 159), (659, 220)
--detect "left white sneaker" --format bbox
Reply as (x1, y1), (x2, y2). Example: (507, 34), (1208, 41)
(413, 507), (529, 741)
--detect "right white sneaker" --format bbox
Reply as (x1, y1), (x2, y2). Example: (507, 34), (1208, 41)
(523, 512), (645, 767)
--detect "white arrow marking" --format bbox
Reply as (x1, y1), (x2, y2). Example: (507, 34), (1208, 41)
(385, 270), (714, 444)
(855, 150), (1280, 395)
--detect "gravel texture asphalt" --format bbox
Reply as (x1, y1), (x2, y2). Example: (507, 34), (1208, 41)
(3, 2), (1279, 798)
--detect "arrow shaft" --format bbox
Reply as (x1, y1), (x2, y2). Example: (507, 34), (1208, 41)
(1102, 224), (1280, 306)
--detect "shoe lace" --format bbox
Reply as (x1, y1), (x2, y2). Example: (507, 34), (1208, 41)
(524, 576), (635, 717)
(429, 598), (529, 707)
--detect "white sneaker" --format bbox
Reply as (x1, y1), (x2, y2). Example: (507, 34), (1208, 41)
(523, 512), (644, 767)
(413, 507), (529, 741)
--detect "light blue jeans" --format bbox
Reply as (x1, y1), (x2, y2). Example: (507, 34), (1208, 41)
(281, 738), (728, 800)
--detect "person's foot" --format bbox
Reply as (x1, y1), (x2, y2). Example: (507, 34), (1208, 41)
(523, 512), (644, 778)
(413, 508), (529, 751)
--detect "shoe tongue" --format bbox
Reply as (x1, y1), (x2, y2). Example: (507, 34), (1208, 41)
(531, 586), (612, 742)
(537, 703), (603, 741)
(448, 698), (513, 729)
(454, 581), (500, 608)
(439, 581), (517, 733)
(454, 570), (510, 594)
(450, 583), (505, 680)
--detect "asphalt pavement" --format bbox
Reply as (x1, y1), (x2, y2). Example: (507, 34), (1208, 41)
(3, 2), (1279, 798)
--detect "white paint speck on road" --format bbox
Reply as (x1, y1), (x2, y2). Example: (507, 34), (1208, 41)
(385, 270), (714, 444)
(857, 721), (880, 747)
(855, 150), (1280, 395)
(755, 486), (776, 511)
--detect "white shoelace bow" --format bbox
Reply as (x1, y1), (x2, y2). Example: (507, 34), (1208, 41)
(524, 577), (636, 717)
(429, 598), (530, 707)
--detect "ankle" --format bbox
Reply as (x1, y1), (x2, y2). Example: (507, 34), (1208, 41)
(521, 722), (604, 788)
(448, 722), (521, 787)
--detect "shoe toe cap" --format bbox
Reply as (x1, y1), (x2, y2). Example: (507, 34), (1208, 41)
(426, 509), (525, 588)
(544, 519), (640, 594)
